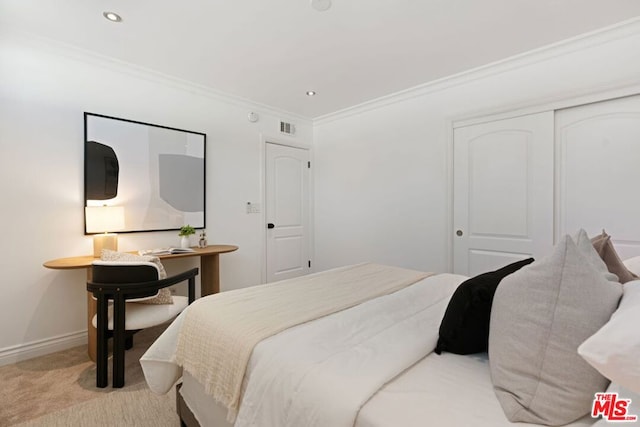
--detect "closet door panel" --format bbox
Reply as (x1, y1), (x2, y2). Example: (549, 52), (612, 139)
(556, 94), (640, 259)
(453, 112), (554, 276)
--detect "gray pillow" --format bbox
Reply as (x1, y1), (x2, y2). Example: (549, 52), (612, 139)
(489, 235), (622, 425)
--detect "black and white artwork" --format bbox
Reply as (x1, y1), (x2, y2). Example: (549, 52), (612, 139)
(84, 112), (206, 233)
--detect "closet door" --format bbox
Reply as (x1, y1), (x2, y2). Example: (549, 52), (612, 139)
(453, 112), (554, 276)
(556, 94), (640, 259)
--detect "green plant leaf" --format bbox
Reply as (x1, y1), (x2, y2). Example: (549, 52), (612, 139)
(178, 225), (196, 236)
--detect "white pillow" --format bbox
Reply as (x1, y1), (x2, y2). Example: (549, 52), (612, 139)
(578, 280), (640, 395)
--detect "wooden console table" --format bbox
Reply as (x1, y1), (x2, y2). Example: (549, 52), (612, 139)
(43, 245), (238, 362)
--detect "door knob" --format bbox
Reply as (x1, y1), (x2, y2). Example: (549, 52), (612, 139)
(267, 223), (275, 229)
(456, 230), (463, 236)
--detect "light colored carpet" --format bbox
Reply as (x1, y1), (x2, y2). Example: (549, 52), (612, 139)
(13, 382), (177, 427)
(0, 325), (178, 426)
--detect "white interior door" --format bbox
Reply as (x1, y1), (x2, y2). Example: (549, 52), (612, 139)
(453, 112), (554, 276)
(265, 143), (310, 283)
(556, 94), (640, 259)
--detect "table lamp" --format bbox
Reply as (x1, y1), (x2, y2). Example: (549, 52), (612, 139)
(85, 206), (125, 257)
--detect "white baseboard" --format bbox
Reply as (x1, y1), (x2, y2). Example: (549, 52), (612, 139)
(0, 330), (87, 367)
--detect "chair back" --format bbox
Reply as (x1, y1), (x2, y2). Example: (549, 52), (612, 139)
(92, 262), (159, 284)
(90, 262), (163, 301)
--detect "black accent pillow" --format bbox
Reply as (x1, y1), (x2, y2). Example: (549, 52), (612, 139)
(434, 258), (534, 355)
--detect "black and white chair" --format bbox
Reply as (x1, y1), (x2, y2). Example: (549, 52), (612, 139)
(87, 261), (198, 388)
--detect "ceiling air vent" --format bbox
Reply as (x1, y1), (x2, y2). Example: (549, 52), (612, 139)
(280, 121), (296, 135)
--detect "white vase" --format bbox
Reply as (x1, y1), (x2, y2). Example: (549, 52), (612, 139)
(180, 235), (190, 248)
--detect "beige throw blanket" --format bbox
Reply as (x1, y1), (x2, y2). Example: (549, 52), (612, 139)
(174, 263), (432, 421)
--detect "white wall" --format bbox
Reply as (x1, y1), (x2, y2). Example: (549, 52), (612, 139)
(313, 24), (640, 273)
(0, 30), (312, 363)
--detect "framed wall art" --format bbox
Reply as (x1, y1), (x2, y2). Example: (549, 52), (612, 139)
(84, 112), (206, 234)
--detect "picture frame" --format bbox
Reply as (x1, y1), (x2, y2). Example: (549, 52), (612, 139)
(84, 112), (206, 234)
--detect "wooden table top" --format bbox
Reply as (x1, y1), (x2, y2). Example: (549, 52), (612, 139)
(43, 245), (238, 270)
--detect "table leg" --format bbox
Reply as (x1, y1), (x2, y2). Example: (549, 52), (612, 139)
(86, 269), (97, 362)
(200, 254), (220, 296)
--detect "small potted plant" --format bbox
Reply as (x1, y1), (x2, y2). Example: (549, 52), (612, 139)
(179, 225), (196, 248)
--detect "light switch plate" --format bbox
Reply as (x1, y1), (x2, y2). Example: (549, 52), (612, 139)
(246, 202), (261, 214)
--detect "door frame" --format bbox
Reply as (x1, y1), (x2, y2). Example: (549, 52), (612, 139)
(260, 134), (314, 284)
(446, 83), (640, 273)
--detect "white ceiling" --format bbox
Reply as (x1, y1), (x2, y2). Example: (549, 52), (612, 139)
(2, 0), (640, 119)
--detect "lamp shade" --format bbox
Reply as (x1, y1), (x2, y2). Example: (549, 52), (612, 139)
(85, 206), (125, 233)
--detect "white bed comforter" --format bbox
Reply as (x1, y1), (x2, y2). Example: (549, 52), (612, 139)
(141, 263), (431, 420)
(234, 273), (465, 427)
(175, 263), (430, 421)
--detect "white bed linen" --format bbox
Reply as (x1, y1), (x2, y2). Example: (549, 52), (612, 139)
(181, 371), (233, 427)
(142, 263), (430, 414)
(177, 263), (432, 422)
(357, 352), (595, 427)
(234, 273), (465, 427)
(180, 351), (598, 427)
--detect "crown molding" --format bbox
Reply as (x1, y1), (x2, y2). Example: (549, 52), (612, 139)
(4, 16), (640, 128)
(1, 27), (313, 125)
(313, 16), (640, 125)
(450, 78), (640, 129)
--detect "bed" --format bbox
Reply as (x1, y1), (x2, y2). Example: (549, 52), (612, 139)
(141, 232), (640, 427)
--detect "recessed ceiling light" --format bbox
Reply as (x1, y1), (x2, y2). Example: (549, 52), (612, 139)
(103, 12), (122, 22)
(311, 0), (332, 12)
(306, 91), (317, 96)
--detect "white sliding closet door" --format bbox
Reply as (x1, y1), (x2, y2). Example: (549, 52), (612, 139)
(556, 94), (640, 259)
(453, 112), (554, 276)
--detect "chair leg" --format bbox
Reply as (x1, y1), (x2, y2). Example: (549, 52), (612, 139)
(112, 295), (126, 388)
(188, 277), (195, 304)
(95, 296), (109, 388)
(125, 334), (133, 350)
